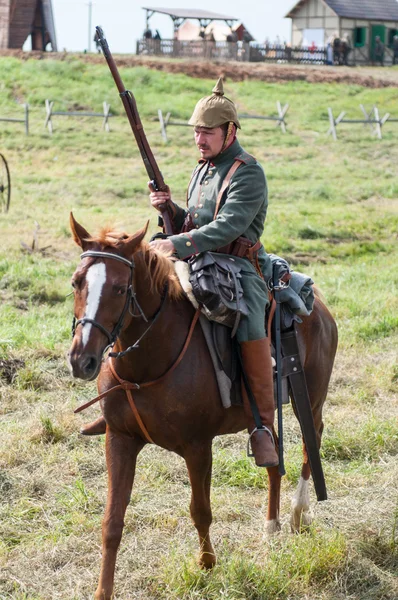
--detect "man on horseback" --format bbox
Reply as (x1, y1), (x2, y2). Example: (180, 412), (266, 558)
(149, 79), (278, 468)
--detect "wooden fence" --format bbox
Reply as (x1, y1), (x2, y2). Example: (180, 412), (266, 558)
(327, 105), (397, 140)
(44, 100), (112, 134)
(0, 104), (29, 134)
(157, 102), (289, 142)
(136, 39), (327, 64)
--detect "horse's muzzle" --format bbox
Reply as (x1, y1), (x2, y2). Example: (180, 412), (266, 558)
(68, 350), (101, 381)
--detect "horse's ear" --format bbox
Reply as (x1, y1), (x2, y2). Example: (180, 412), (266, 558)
(123, 221), (149, 256)
(70, 212), (91, 249)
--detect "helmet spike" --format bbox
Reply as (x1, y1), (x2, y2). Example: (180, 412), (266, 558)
(212, 77), (224, 96)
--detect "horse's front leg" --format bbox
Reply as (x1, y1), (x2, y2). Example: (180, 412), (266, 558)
(265, 464), (282, 534)
(95, 430), (144, 600)
(184, 442), (216, 569)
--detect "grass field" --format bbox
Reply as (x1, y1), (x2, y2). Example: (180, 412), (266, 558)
(0, 56), (397, 599)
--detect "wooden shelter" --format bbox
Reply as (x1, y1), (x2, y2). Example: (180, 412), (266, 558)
(142, 7), (238, 38)
(0, 0), (57, 50)
(285, 0), (398, 64)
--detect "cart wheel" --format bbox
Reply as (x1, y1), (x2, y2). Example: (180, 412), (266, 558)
(0, 153), (11, 213)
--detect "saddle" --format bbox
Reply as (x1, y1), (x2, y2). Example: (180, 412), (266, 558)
(199, 313), (296, 409)
(174, 258), (303, 409)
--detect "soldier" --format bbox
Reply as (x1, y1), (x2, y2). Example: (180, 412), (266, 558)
(393, 35), (398, 66)
(80, 79), (279, 469)
(148, 79), (278, 468)
(374, 36), (384, 66)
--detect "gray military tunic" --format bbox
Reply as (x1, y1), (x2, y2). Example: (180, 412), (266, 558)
(169, 139), (272, 342)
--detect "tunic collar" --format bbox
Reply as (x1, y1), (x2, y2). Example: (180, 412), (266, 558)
(197, 139), (243, 168)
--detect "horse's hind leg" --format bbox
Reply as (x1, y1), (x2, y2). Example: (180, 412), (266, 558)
(290, 444), (313, 533)
(185, 442), (216, 569)
(95, 431), (144, 600)
(290, 394), (326, 533)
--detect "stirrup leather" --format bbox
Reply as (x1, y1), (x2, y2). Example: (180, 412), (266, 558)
(247, 425), (275, 458)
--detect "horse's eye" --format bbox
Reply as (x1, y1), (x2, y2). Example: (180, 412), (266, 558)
(116, 287), (126, 296)
(71, 280), (77, 289)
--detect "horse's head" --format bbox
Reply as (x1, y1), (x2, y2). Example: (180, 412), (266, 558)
(67, 213), (148, 380)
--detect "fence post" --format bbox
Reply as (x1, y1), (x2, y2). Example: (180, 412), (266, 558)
(327, 108), (345, 140)
(44, 99), (54, 134)
(24, 103), (29, 135)
(276, 101), (289, 133)
(103, 101), (111, 132)
(158, 109), (168, 143)
(359, 104), (374, 132)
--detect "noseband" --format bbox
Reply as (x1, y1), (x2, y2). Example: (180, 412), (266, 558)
(71, 250), (167, 358)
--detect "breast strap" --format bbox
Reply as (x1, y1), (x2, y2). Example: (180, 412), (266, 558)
(213, 159), (243, 218)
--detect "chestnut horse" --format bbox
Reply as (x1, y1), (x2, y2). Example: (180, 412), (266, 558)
(68, 215), (337, 600)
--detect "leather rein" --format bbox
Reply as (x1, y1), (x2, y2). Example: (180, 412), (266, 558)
(72, 250), (200, 443)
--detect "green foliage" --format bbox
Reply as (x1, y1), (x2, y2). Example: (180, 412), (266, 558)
(322, 416), (398, 461)
(212, 449), (267, 489)
(157, 530), (347, 599)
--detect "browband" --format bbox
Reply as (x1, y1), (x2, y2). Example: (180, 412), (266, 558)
(80, 251), (133, 268)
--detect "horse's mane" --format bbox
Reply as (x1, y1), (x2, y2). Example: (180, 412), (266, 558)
(87, 227), (183, 301)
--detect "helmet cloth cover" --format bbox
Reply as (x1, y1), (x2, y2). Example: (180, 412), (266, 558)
(188, 78), (241, 129)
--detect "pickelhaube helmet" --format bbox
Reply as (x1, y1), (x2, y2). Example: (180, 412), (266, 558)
(188, 77), (241, 129)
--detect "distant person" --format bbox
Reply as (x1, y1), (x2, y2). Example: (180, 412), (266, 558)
(285, 42), (292, 62)
(333, 36), (341, 64)
(143, 27), (152, 39)
(341, 37), (351, 66)
(153, 29), (161, 40)
(393, 35), (398, 65)
(326, 42), (333, 65)
(374, 36), (384, 66)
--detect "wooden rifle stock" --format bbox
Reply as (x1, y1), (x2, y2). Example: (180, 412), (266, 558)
(95, 26), (174, 235)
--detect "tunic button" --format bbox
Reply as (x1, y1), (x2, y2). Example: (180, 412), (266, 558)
(195, 225), (199, 229)
(201, 192), (205, 197)
(194, 213), (199, 218)
(198, 204), (203, 208)
(186, 241), (192, 247)
(204, 180), (209, 185)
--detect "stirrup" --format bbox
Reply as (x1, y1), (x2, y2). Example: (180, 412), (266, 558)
(247, 425), (275, 458)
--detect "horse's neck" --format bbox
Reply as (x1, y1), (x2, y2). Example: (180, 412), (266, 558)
(111, 253), (193, 383)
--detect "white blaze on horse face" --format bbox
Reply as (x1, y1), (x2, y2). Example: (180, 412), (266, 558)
(82, 262), (107, 348)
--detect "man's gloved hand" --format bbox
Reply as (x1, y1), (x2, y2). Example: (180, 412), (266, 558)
(149, 182), (171, 212)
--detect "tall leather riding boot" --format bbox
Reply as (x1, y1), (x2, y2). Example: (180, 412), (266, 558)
(80, 415), (106, 436)
(241, 338), (279, 468)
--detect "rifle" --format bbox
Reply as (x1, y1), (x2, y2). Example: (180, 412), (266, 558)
(272, 262), (286, 477)
(95, 26), (174, 235)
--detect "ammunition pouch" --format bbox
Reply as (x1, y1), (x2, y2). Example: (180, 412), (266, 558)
(188, 252), (248, 337)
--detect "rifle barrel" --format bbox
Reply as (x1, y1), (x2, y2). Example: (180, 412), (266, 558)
(95, 26), (174, 235)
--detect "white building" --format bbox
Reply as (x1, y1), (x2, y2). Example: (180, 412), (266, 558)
(285, 0), (398, 64)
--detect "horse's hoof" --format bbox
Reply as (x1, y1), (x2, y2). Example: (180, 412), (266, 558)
(290, 510), (312, 533)
(199, 552), (216, 570)
(264, 518), (281, 535)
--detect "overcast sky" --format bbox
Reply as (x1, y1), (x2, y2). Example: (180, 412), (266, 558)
(51, 0), (294, 53)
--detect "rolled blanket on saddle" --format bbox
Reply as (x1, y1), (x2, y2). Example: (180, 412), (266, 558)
(268, 254), (315, 329)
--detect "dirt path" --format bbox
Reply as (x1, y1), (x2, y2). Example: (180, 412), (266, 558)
(2, 49), (398, 88)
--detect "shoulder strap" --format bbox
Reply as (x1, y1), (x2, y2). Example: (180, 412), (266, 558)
(213, 159), (243, 219)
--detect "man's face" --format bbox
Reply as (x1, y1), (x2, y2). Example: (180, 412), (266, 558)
(194, 126), (225, 160)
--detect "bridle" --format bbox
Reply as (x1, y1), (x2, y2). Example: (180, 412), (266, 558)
(71, 250), (167, 359)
